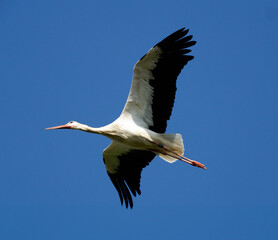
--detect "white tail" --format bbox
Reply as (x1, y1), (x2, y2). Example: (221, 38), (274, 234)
(156, 133), (184, 163)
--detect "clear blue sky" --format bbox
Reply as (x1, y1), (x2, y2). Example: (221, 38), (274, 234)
(1, 0), (278, 239)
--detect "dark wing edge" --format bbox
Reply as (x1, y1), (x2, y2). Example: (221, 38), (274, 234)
(148, 27), (196, 133)
(104, 150), (156, 209)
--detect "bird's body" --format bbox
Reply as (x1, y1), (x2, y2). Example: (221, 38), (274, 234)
(104, 121), (156, 149)
(47, 28), (205, 208)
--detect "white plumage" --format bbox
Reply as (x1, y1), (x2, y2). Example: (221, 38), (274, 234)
(46, 28), (206, 208)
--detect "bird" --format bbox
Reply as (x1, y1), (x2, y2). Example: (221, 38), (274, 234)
(46, 27), (206, 209)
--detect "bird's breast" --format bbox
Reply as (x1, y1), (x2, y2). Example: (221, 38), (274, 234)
(106, 122), (155, 150)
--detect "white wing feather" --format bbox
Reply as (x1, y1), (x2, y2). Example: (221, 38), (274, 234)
(120, 46), (163, 128)
(103, 141), (131, 174)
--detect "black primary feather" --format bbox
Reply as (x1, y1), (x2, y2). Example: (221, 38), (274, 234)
(147, 28), (196, 133)
(105, 150), (155, 208)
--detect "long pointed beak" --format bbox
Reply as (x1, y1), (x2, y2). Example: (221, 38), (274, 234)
(45, 124), (72, 130)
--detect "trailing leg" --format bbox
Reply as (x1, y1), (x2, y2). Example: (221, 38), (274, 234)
(152, 140), (206, 170)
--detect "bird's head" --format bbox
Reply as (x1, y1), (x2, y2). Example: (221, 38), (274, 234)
(46, 121), (83, 130)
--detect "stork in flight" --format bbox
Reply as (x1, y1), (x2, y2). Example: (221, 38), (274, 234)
(46, 28), (206, 208)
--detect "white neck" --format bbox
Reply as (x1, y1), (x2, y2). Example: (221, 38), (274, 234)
(78, 123), (107, 135)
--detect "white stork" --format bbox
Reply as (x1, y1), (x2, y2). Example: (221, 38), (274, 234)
(46, 28), (206, 209)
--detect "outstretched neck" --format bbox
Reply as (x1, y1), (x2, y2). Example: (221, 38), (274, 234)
(78, 124), (107, 135)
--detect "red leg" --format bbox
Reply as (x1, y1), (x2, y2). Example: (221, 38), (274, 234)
(152, 140), (207, 170)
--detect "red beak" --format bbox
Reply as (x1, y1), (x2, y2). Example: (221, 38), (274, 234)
(45, 124), (72, 130)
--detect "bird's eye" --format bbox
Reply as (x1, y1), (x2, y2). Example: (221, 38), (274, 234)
(69, 121), (73, 124)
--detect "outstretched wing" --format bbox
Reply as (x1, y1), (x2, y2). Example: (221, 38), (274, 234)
(103, 141), (156, 208)
(120, 28), (196, 133)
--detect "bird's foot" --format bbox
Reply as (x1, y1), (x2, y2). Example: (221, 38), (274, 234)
(189, 160), (207, 170)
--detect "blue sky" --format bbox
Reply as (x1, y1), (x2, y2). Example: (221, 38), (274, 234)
(1, 0), (278, 239)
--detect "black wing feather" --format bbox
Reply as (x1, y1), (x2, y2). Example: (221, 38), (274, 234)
(105, 150), (155, 209)
(148, 28), (196, 133)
